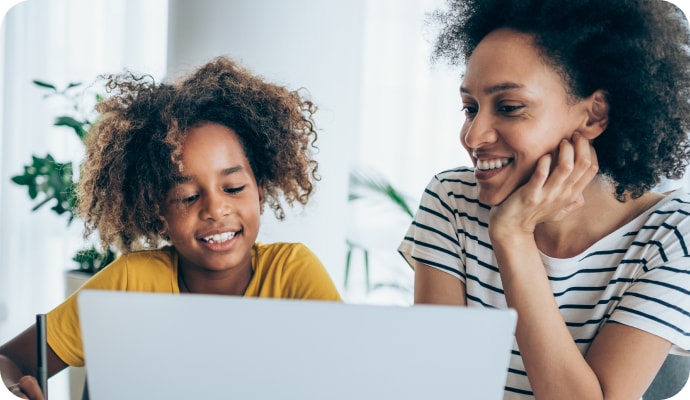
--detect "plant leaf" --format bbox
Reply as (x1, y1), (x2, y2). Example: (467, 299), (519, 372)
(32, 80), (57, 90)
(54, 116), (88, 139)
(349, 169), (415, 218)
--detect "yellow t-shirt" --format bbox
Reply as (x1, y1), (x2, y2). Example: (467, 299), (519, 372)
(47, 242), (341, 366)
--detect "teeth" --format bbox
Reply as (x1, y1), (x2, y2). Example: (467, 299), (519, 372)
(476, 158), (511, 171)
(203, 232), (237, 244)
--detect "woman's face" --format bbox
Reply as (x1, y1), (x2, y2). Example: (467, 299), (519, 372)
(161, 122), (263, 276)
(460, 28), (589, 206)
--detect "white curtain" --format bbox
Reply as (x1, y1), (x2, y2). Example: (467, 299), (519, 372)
(0, 0), (168, 343)
(345, 0), (469, 303)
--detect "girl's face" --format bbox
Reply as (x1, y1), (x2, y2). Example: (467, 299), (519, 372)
(460, 28), (589, 206)
(161, 122), (263, 276)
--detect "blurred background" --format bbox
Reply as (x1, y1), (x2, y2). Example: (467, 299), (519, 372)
(1, 1), (689, 399)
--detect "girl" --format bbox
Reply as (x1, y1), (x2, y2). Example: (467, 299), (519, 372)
(399, 0), (690, 399)
(1, 56), (341, 399)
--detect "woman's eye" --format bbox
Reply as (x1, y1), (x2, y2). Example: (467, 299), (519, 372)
(462, 105), (478, 117)
(225, 185), (246, 195)
(498, 104), (524, 114)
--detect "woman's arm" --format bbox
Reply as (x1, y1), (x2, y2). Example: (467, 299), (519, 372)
(0, 324), (68, 399)
(413, 261), (466, 306)
(489, 135), (671, 399)
(492, 232), (671, 399)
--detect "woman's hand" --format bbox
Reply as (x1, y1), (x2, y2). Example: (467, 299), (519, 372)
(488, 133), (599, 241)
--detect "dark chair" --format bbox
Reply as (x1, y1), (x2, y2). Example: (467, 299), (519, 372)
(643, 354), (690, 400)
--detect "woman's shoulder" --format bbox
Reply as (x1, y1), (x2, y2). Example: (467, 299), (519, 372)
(433, 167), (477, 185)
(628, 189), (690, 257)
(423, 167), (488, 213)
(648, 189), (690, 224)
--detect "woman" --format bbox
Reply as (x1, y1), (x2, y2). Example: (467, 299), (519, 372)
(399, 0), (690, 399)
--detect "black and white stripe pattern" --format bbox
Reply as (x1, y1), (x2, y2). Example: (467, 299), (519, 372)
(399, 168), (690, 399)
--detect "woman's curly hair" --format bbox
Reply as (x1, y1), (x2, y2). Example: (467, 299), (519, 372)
(432, 0), (690, 200)
(77, 56), (319, 253)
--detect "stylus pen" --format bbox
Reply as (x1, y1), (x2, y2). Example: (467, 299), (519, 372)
(36, 313), (48, 399)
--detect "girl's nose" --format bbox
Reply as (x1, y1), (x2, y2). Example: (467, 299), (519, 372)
(201, 191), (230, 220)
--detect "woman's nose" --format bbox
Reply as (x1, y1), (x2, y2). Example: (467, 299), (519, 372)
(462, 111), (497, 149)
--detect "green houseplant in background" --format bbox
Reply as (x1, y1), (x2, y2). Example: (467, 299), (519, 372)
(346, 169), (415, 294)
(11, 80), (115, 274)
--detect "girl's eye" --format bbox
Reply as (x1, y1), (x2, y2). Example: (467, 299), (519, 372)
(179, 194), (199, 204)
(225, 185), (246, 195)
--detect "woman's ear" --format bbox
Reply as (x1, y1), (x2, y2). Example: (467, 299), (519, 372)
(579, 90), (609, 140)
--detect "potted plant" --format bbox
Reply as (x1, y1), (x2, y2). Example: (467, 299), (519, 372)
(11, 80), (116, 275)
(10, 79), (116, 400)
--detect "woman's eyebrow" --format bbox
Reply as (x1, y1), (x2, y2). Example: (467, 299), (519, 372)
(461, 82), (525, 96)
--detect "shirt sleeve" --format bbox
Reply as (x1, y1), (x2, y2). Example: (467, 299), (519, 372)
(609, 261), (690, 355)
(274, 243), (342, 301)
(46, 256), (131, 366)
(250, 242), (341, 301)
(398, 173), (468, 283)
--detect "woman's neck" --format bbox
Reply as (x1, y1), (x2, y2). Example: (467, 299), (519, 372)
(533, 177), (665, 259)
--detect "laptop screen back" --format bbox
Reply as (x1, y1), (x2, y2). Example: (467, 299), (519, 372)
(78, 290), (516, 400)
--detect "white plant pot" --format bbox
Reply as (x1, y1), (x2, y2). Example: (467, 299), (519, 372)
(64, 270), (92, 400)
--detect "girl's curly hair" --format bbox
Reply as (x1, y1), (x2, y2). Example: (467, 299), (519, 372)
(77, 56), (319, 253)
(432, 0), (690, 200)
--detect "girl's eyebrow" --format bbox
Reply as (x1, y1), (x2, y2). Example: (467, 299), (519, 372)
(460, 82), (525, 96)
(221, 165), (244, 175)
(172, 165), (244, 185)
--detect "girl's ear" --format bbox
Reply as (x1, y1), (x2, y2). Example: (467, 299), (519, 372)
(157, 217), (170, 240)
(579, 90), (609, 140)
(258, 183), (265, 214)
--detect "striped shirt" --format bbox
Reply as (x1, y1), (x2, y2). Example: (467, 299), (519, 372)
(398, 168), (690, 399)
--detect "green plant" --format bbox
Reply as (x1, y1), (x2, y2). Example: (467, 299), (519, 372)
(348, 169), (415, 218)
(345, 168), (415, 292)
(11, 80), (114, 273)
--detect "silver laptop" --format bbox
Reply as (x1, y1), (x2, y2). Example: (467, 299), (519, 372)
(78, 290), (516, 400)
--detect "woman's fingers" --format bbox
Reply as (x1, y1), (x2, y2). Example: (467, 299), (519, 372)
(544, 134), (597, 195)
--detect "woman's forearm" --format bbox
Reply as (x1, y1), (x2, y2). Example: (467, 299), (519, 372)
(492, 235), (603, 400)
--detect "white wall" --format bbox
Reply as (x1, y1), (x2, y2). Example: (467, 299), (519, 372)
(167, 0), (365, 289)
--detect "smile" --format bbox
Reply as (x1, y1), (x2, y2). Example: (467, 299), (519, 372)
(200, 231), (238, 244)
(476, 158), (512, 170)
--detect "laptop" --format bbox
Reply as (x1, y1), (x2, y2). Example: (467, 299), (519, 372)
(78, 290), (516, 400)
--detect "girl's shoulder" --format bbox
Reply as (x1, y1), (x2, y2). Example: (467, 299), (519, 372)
(83, 246), (178, 291)
(115, 246), (177, 269)
(252, 242), (314, 264)
(96, 246), (177, 279)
